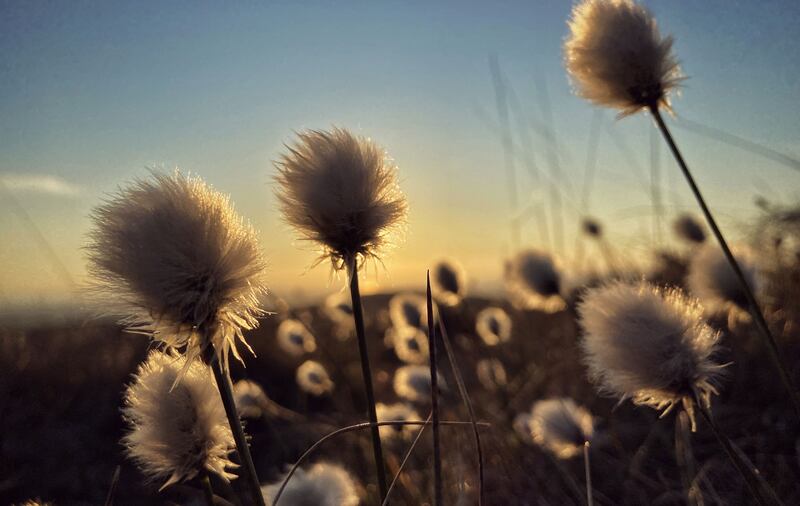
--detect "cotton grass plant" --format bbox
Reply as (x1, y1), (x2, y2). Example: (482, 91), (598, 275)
(475, 307), (513, 346)
(564, 0), (800, 416)
(276, 319), (317, 357)
(87, 171), (267, 505)
(296, 360), (335, 397)
(505, 249), (566, 312)
(275, 127), (408, 500)
(261, 462), (360, 506)
(430, 258), (468, 307)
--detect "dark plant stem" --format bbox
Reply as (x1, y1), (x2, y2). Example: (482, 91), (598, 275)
(205, 348), (265, 506)
(426, 272), (443, 506)
(270, 420), (490, 506)
(346, 258), (389, 502)
(438, 318), (485, 505)
(382, 412), (434, 506)
(103, 465), (120, 506)
(583, 442), (593, 506)
(696, 403), (771, 506)
(650, 105), (800, 418)
(202, 473), (216, 506)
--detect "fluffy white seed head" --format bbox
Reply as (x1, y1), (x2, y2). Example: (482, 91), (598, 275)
(296, 360), (335, 396)
(394, 365), (442, 403)
(87, 171), (267, 370)
(261, 462), (360, 506)
(389, 292), (427, 329)
(564, 0), (683, 115)
(277, 319), (317, 357)
(476, 358), (508, 391)
(431, 259), (468, 306)
(387, 325), (430, 364)
(513, 413), (534, 443)
(505, 250), (566, 312)
(376, 402), (422, 441)
(233, 379), (270, 419)
(122, 350), (237, 489)
(475, 307), (513, 346)
(687, 244), (760, 316)
(578, 281), (724, 430)
(274, 127), (407, 269)
(673, 213), (706, 244)
(530, 398), (595, 459)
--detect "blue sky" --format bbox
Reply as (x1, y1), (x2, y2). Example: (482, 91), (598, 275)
(2, 0), (799, 305)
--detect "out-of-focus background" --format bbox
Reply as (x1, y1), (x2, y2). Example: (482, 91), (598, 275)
(2, 0), (799, 310)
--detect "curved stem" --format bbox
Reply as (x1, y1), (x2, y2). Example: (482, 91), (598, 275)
(426, 272), (443, 506)
(696, 403), (770, 506)
(271, 420), (490, 506)
(346, 258), (389, 502)
(650, 105), (800, 419)
(382, 412), (433, 506)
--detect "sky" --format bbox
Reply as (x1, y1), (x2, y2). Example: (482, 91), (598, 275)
(1, 0), (799, 308)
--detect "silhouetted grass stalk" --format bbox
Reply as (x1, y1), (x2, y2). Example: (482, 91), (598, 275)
(203, 345), (265, 506)
(438, 316), (485, 505)
(696, 401), (771, 506)
(583, 442), (593, 506)
(270, 420), (489, 506)
(346, 258), (389, 501)
(426, 271), (443, 506)
(650, 105), (800, 418)
(382, 412), (433, 506)
(202, 473), (215, 506)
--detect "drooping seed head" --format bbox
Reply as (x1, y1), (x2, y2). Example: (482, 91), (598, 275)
(376, 402), (422, 441)
(505, 249), (566, 312)
(673, 213), (706, 244)
(274, 127), (407, 269)
(276, 319), (317, 357)
(564, 0), (683, 115)
(296, 360), (335, 396)
(122, 350), (237, 489)
(475, 307), (513, 346)
(431, 258), (468, 306)
(578, 280), (725, 430)
(87, 171), (267, 370)
(261, 462), (360, 506)
(687, 243), (760, 315)
(530, 398), (595, 459)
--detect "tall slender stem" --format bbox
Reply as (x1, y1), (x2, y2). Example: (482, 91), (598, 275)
(382, 412), (434, 506)
(696, 403), (770, 506)
(346, 258), (389, 502)
(650, 105), (800, 418)
(202, 473), (216, 506)
(583, 442), (593, 506)
(427, 272), (443, 506)
(209, 356), (266, 506)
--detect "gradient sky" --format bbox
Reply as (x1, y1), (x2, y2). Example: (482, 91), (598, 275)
(2, 0), (799, 307)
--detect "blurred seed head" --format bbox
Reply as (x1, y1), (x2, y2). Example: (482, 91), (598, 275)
(476, 358), (508, 391)
(277, 319), (317, 357)
(513, 413), (534, 443)
(530, 398), (595, 459)
(274, 127), (407, 269)
(387, 325), (430, 364)
(687, 243), (760, 316)
(475, 307), (513, 346)
(233, 379), (270, 419)
(122, 350), (237, 489)
(261, 462), (360, 506)
(582, 217), (603, 238)
(431, 258), (468, 306)
(673, 213), (706, 244)
(324, 293), (354, 326)
(578, 281), (725, 430)
(564, 0), (683, 115)
(375, 402), (422, 441)
(394, 365), (441, 403)
(505, 250), (566, 312)
(389, 292), (427, 329)
(87, 171), (267, 370)
(296, 360), (335, 396)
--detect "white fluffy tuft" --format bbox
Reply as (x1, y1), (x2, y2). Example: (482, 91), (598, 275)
(277, 319), (317, 357)
(233, 379), (270, 419)
(296, 360), (335, 396)
(505, 250), (566, 312)
(476, 358), (508, 391)
(376, 402), (422, 441)
(387, 325), (430, 365)
(687, 243), (760, 316)
(673, 213), (706, 244)
(431, 258), (468, 306)
(261, 462), (360, 506)
(578, 281), (725, 430)
(475, 307), (513, 346)
(564, 0), (683, 115)
(87, 171), (268, 370)
(274, 127), (407, 269)
(388, 292), (427, 329)
(394, 365), (439, 403)
(122, 350), (237, 489)
(530, 398), (595, 459)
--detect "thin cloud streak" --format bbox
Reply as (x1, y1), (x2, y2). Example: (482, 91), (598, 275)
(0, 173), (83, 196)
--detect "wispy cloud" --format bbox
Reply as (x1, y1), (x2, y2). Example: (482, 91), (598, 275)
(0, 173), (83, 196)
